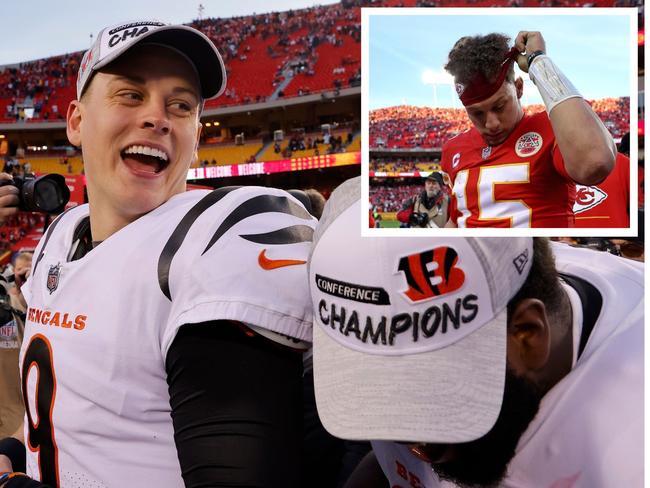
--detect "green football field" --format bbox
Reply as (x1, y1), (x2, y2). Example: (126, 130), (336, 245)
(378, 220), (401, 228)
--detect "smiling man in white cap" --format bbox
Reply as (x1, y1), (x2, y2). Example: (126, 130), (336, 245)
(310, 177), (642, 487)
(0, 20), (314, 488)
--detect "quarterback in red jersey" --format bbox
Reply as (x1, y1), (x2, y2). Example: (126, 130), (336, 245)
(441, 32), (617, 228)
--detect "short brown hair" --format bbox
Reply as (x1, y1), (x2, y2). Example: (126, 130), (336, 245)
(445, 33), (515, 86)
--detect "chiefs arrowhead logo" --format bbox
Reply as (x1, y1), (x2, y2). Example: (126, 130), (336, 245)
(573, 185), (608, 214)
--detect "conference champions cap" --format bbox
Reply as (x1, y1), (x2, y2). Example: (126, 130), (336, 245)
(77, 20), (227, 100)
(310, 177), (534, 443)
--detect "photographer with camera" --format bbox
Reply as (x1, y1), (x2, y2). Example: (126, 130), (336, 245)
(396, 173), (450, 228)
(0, 171), (69, 218)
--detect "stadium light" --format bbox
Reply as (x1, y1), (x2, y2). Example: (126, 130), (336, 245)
(421, 69), (455, 107)
(214, 121), (220, 126)
(205, 122), (212, 127)
(421, 69), (452, 86)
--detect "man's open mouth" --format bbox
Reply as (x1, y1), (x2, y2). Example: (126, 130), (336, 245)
(121, 144), (170, 175)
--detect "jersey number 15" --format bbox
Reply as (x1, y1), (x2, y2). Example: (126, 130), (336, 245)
(453, 163), (532, 228)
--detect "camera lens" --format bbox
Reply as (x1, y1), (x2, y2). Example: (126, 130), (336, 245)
(34, 178), (63, 211)
(21, 174), (70, 213)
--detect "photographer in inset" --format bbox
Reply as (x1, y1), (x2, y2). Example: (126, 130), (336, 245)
(397, 173), (450, 228)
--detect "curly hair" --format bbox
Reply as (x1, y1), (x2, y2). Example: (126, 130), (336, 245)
(444, 33), (515, 85)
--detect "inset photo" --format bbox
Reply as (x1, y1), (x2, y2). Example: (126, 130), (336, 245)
(362, 8), (639, 236)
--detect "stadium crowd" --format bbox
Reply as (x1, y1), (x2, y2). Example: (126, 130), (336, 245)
(369, 106), (471, 149)
(370, 98), (631, 149)
(0, 2), (364, 120)
(1, 53), (78, 121)
(0, 214), (43, 255)
(370, 157), (441, 172)
(369, 181), (422, 212)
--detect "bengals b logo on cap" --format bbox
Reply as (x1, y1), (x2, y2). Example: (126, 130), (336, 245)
(398, 246), (465, 303)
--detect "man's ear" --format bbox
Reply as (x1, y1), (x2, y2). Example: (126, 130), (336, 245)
(66, 100), (82, 147)
(507, 298), (551, 374)
(514, 77), (524, 100)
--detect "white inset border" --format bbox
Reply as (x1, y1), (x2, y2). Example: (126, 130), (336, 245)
(361, 7), (639, 238)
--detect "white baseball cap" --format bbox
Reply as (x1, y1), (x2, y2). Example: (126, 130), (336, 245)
(77, 20), (226, 100)
(310, 177), (534, 443)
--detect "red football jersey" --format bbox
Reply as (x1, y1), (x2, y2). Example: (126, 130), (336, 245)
(441, 111), (576, 228)
(638, 164), (644, 208)
(574, 153), (630, 228)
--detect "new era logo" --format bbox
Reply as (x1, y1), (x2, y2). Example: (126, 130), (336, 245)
(513, 249), (529, 275)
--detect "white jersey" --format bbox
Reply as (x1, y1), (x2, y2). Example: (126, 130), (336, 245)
(371, 441), (444, 488)
(19, 187), (315, 488)
(374, 243), (643, 488)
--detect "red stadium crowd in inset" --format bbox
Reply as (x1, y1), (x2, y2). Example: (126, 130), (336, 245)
(369, 97), (630, 150)
(370, 106), (470, 149)
(369, 183), (422, 212)
(370, 157), (441, 173)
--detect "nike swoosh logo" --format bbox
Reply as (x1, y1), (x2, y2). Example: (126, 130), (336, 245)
(258, 249), (306, 270)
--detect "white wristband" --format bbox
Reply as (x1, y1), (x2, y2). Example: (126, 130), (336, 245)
(528, 55), (582, 114)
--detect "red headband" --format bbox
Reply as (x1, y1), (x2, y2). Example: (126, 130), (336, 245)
(455, 47), (519, 107)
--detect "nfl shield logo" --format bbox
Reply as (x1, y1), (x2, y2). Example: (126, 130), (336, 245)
(47, 264), (61, 294)
(482, 146), (492, 159)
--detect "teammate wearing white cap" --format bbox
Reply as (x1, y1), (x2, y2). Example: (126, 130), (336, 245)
(0, 20), (314, 488)
(310, 177), (643, 487)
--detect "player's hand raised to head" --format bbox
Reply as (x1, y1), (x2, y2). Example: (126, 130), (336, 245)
(0, 173), (19, 225)
(514, 31), (546, 73)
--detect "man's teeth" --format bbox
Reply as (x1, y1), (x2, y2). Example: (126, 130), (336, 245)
(123, 145), (168, 162)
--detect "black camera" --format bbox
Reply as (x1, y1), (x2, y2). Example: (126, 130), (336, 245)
(0, 174), (70, 214)
(410, 212), (429, 227)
